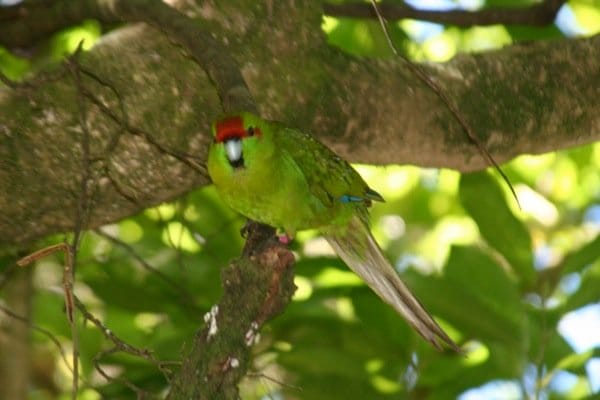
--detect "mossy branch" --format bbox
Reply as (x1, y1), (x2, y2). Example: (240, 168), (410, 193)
(168, 224), (296, 399)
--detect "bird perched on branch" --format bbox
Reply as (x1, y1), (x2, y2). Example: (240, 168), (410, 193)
(207, 112), (459, 351)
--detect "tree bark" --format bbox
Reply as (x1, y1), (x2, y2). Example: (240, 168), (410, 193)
(0, 262), (33, 400)
(0, 1), (598, 246)
(1, 1), (598, 398)
(168, 224), (296, 399)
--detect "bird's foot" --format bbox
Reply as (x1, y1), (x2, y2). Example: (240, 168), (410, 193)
(240, 220), (252, 238)
(275, 229), (293, 245)
(277, 234), (291, 245)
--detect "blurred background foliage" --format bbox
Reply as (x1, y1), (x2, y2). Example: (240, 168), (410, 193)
(1, 0), (600, 399)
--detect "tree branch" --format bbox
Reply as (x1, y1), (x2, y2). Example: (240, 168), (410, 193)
(2, 1), (283, 398)
(323, 0), (566, 27)
(168, 223), (296, 399)
(0, 1), (598, 397)
(0, 0), (255, 112)
(0, 0), (120, 49)
(0, 1), (599, 247)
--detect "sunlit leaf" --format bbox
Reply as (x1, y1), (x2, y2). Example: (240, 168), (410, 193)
(459, 171), (535, 285)
(564, 261), (600, 311)
(405, 245), (526, 349)
(561, 234), (600, 275)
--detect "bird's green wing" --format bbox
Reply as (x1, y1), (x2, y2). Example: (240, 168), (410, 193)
(273, 124), (384, 208)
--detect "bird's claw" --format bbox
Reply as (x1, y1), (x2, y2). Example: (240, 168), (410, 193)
(275, 229), (293, 245)
(240, 220), (252, 238)
(277, 234), (291, 245)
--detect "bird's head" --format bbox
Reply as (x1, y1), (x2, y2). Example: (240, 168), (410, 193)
(210, 112), (271, 170)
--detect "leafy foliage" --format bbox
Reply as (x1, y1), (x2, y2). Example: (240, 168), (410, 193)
(1, 1), (599, 399)
(12, 146), (599, 399)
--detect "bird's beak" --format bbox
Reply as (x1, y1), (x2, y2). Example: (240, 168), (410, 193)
(224, 139), (244, 168)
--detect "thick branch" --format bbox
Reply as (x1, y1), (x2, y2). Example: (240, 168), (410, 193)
(2, 2), (291, 398)
(323, 0), (565, 27)
(0, 0), (254, 112)
(0, 1), (120, 49)
(168, 224), (296, 399)
(0, 1), (599, 249)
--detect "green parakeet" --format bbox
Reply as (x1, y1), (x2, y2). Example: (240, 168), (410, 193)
(207, 112), (458, 350)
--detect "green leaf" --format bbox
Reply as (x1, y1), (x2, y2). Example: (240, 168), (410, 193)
(561, 233), (600, 274)
(555, 348), (599, 375)
(324, 18), (408, 58)
(281, 372), (393, 400)
(459, 171), (535, 285)
(565, 261), (600, 312)
(351, 288), (416, 357)
(0, 48), (31, 81)
(280, 345), (367, 378)
(526, 306), (572, 369)
(506, 25), (564, 42)
(405, 245), (526, 351)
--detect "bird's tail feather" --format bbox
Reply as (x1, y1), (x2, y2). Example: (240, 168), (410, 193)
(324, 215), (460, 351)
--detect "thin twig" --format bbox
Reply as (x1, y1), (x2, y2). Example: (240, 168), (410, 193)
(247, 371), (303, 392)
(65, 42), (97, 399)
(16, 241), (78, 397)
(92, 347), (158, 399)
(16, 242), (76, 322)
(79, 84), (207, 176)
(0, 303), (73, 376)
(74, 296), (176, 388)
(0, 70), (18, 88)
(0, 67), (68, 92)
(533, 288), (552, 399)
(94, 228), (200, 310)
(325, 0), (565, 28)
(0, 262), (18, 291)
(17, 243), (65, 267)
(369, 0), (520, 207)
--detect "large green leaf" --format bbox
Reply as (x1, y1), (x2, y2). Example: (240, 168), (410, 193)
(564, 261), (600, 312)
(554, 348), (600, 376)
(280, 371), (394, 400)
(324, 17), (409, 58)
(405, 245), (526, 352)
(561, 233), (600, 275)
(526, 306), (573, 369)
(459, 171), (535, 285)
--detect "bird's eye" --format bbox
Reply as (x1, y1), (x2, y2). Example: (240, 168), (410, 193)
(247, 126), (255, 136)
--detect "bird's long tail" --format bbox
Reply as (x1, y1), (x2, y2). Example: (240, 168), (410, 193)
(324, 215), (460, 351)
